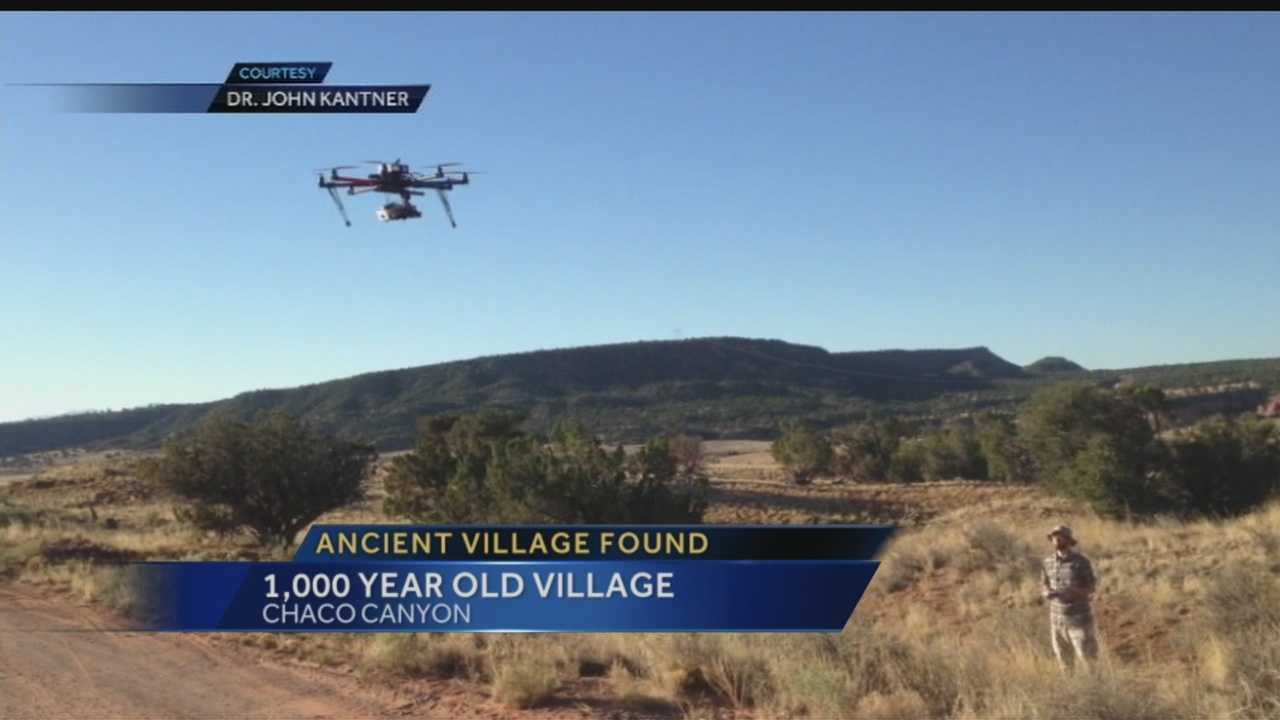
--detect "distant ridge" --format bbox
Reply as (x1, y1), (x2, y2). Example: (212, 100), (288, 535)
(1025, 356), (1087, 374)
(2, 337), (1277, 456)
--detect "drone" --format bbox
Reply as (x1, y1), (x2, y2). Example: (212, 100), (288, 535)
(315, 159), (479, 228)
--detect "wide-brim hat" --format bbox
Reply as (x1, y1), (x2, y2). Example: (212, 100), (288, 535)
(1047, 525), (1077, 545)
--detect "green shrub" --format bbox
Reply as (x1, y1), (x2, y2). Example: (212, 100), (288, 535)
(382, 411), (527, 523)
(154, 411), (374, 546)
(975, 412), (1028, 483)
(1010, 383), (1279, 518)
(619, 433), (711, 523)
(831, 417), (914, 483)
(771, 419), (832, 485)
(1054, 433), (1173, 516)
(841, 417), (996, 484)
(1019, 382), (1166, 515)
(1117, 384), (1172, 433)
(1163, 415), (1280, 517)
(919, 420), (988, 481)
(383, 412), (708, 524)
(1019, 382), (1155, 479)
(888, 439), (928, 483)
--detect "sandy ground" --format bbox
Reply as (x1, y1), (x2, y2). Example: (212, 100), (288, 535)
(0, 584), (501, 720)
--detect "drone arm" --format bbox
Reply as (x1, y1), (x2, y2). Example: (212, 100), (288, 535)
(435, 189), (457, 228)
(326, 185), (352, 227)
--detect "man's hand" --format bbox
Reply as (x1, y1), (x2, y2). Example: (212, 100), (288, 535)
(1053, 587), (1088, 603)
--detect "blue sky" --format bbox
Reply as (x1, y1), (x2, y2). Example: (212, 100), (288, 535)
(2, 12), (1278, 421)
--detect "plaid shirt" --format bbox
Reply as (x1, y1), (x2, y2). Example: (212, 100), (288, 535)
(1042, 550), (1096, 622)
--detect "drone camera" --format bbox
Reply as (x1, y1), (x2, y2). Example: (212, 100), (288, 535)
(376, 202), (422, 222)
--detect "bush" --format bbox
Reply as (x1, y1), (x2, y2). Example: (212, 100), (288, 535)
(154, 411), (374, 546)
(491, 662), (560, 709)
(1019, 382), (1156, 479)
(831, 417), (914, 483)
(881, 548), (927, 592)
(837, 417), (997, 484)
(1118, 384), (1172, 433)
(668, 433), (705, 475)
(1054, 432), (1173, 516)
(361, 634), (481, 680)
(1015, 382), (1280, 518)
(1163, 415), (1280, 517)
(382, 411), (527, 523)
(958, 522), (1039, 583)
(618, 433), (711, 523)
(1019, 382), (1166, 515)
(919, 420), (988, 482)
(975, 412), (1028, 483)
(888, 440), (928, 483)
(383, 412), (709, 524)
(771, 419), (832, 485)
(645, 635), (775, 709)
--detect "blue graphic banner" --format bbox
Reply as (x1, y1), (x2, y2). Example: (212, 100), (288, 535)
(11, 61), (428, 114)
(133, 560), (881, 633)
(293, 525), (895, 562)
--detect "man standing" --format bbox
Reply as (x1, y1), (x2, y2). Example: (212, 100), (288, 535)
(1041, 525), (1099, 670)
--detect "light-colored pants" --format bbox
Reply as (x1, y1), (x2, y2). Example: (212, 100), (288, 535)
(1050, 614), (1098, 670)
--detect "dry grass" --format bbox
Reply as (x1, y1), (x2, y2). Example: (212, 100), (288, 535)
(4, 444), (1280, 717)
(358, 633), (488, 680)
(21, 560), (144, 615)
(490, 664), (559, 709)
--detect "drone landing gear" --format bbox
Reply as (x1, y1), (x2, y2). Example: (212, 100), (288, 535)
(435, 189), (457, 228)
(326, 186), (352, 227)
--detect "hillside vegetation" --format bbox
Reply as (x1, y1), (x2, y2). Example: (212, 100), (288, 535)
(3, 337), (1277, 455)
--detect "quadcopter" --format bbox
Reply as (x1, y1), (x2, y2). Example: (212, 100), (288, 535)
(315, 159), (479, 228)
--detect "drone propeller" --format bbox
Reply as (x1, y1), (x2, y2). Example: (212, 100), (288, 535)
(411, 170), (481, 183)
(413, 172), (479, 180)
(416, 163), (464, 176)
(421, 169), (484, 179)
(314, 165), (358, 172)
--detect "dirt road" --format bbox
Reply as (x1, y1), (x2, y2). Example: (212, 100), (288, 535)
(0, 584), (486, 720)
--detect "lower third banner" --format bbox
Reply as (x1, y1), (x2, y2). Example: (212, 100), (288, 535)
(130, 560), (880, 633)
